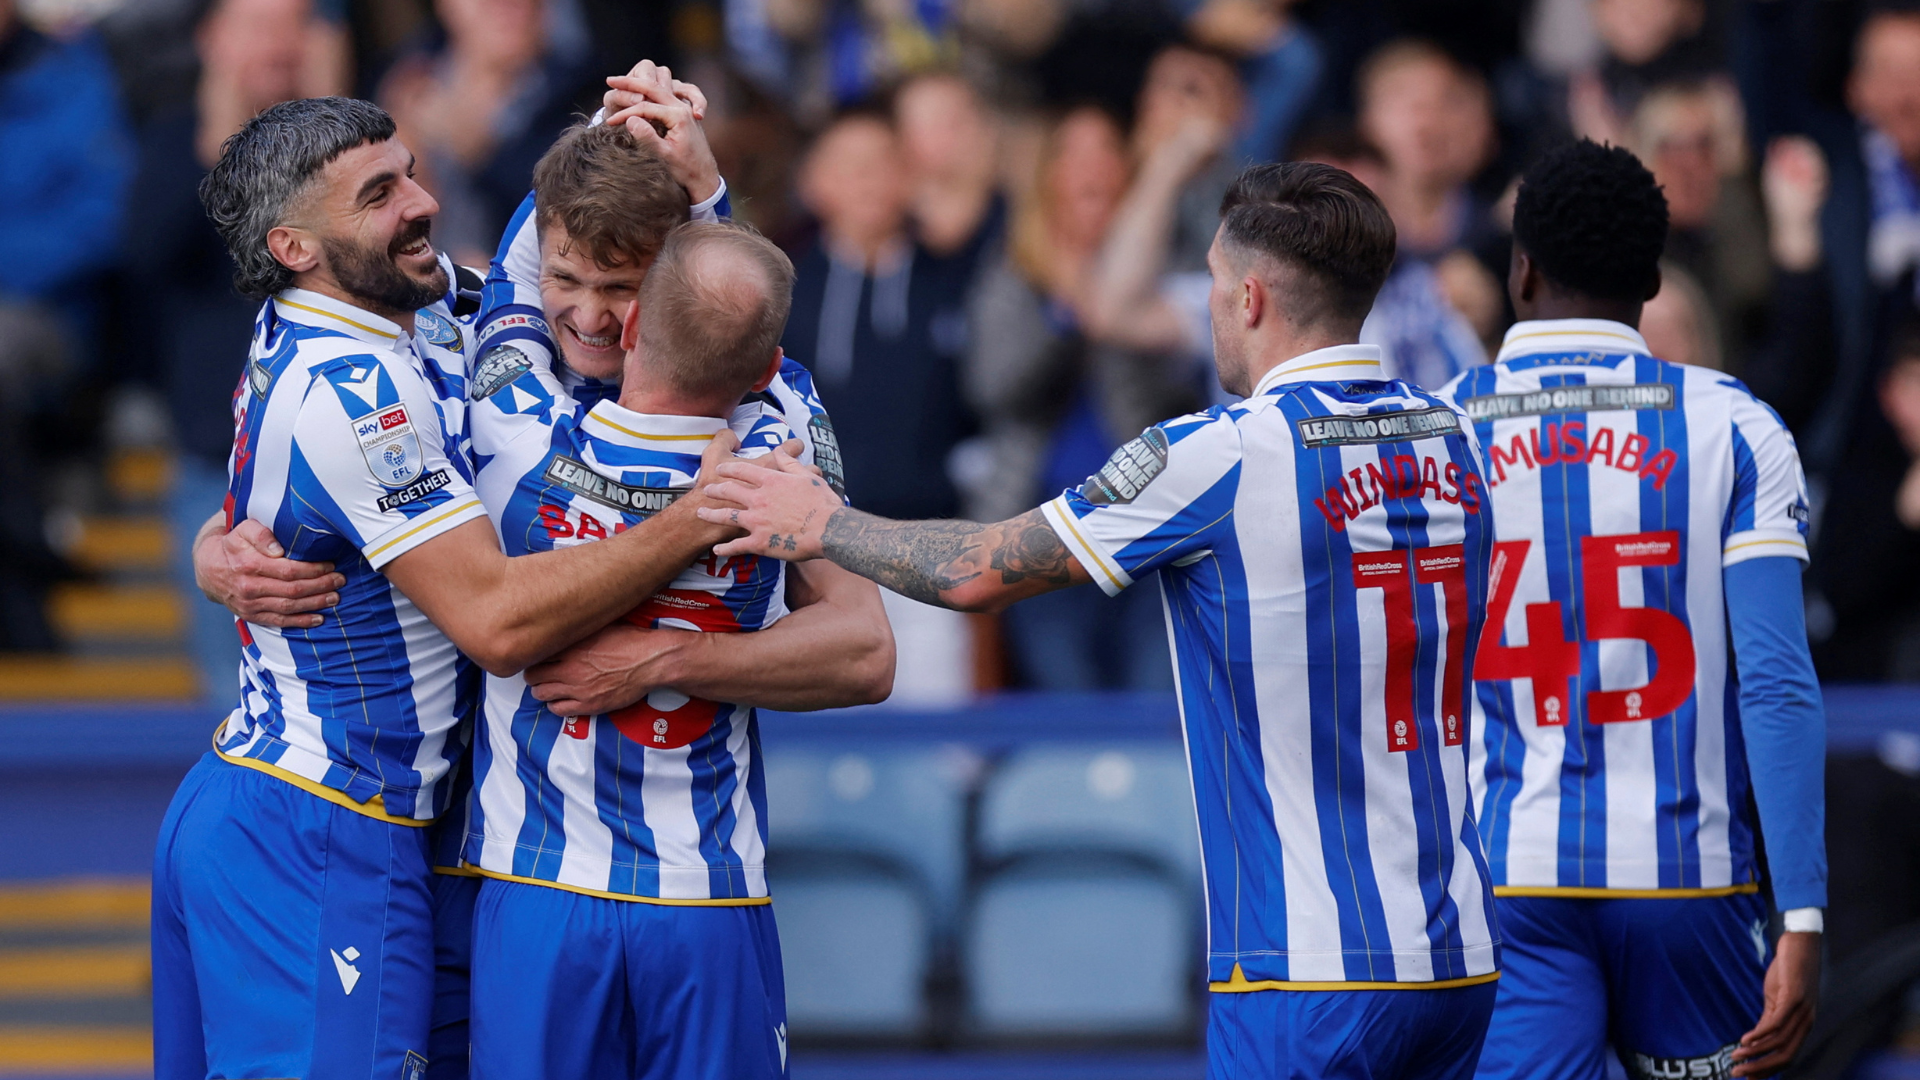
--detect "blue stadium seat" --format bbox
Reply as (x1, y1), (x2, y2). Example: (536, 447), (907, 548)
(964, 746), (1204, 1040)
(775, 863), (932, 1037)
(965, 857), (1197, 1038)
(764, 747), (974, 1038)
(976, 745), (1201, 880)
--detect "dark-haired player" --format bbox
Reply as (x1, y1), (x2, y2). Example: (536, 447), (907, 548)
(699, 162), (1504, 1079)
(1436, 140), (1826, 1080)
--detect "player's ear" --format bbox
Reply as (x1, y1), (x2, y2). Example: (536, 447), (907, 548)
(750, 347), (784, 393)
(266, 225), (320, 276)
(1241, 274), (1264, 329)
(619, 299), (641, 352)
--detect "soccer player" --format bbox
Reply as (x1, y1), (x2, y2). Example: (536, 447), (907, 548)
(1437, 141), (1825, 1080)
(465, 220), (801, 1077)
(153, 97), (797, 1079)
(699, 162), (1505, 1080)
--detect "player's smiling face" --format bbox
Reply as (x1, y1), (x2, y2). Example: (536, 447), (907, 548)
(303, 138), (448, 316)
(538, 222), (651, 381)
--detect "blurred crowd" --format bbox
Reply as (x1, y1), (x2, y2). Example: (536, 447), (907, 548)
(7, 0), (1920, 693)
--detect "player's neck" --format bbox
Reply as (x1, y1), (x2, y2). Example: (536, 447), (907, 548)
(617, 376), (736, 421)
(290, 274), (418, 335)
(1516, 296), (1643, 328)
(1237, 326), (1361, 392)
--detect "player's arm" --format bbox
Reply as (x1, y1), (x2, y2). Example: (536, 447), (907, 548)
(191, 511), (343, 629)
(384, 493), (719, 677)
(525, 558), (896, 715)
(1722, 398), (1825, 1079)
(698, 451), (1092, 613)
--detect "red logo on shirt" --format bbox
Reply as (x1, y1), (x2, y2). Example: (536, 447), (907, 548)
(378, 405), (410, 431)
(604, 590), (743, 750)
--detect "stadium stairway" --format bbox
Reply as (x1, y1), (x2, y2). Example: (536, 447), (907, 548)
(0, 447), (198, 702)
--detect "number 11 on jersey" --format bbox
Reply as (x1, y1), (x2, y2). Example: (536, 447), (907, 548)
(1352, 545), (1470, 752)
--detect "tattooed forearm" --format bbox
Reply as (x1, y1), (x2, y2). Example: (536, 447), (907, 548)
(821, 509), (990, 607)
(820, 508), (1077, 610)
(988, 510), (1075, 586)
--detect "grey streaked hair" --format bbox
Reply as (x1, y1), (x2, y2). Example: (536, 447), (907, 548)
(198, 97), (398, 299)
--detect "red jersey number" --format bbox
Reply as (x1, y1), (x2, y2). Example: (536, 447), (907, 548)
(1351, 544), (1470, 753)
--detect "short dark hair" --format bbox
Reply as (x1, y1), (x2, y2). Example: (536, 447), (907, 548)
(199, 97), (397, 298)
(1218, 162), (1398, 326)
(638, 221), (796, 401)
(1512, 139), (1669, 303)
(532, 123), (691, 270)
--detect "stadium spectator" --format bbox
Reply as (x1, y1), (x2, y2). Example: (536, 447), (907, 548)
(1355, 39), (1496, 261)
(965, 105), (1173, 690)
(1638, 257), (1722, 370)
(1184, 0), (1323, 164)
(894, 72), (1003, 261)
(1627, 79), (1768, 372)
(1568, 0), (1719, 147)
(378, 0), (597, 267)
(124, 0), (344, 702)
(1130, 41), (1246, 272)
(783, 109), (977, 701)
(1745, 135), (1831, 435)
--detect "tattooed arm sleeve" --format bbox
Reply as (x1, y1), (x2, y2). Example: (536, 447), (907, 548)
(818, 508), (1092, 612)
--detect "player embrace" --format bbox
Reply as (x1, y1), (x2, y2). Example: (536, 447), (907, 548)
(1440, 141), (1826, 1080)
(702, 162), (1506, 1080)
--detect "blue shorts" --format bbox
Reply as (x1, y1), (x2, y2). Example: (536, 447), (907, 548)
(427, 870), (480, 1080)
(470, 878), (788, 1080)
(152, 752), (438, 1080)
(1476, 893), (1768, 1080)
(1207, 981), (1498, 1080)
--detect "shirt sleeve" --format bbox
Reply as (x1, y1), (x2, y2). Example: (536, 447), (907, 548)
(290, 355), (487, 569)
(1723, 387), (1812, 566)
(1724, 555), (1827, 910)
(759, 358), (849, 503)
(1040, 411), (1243, 596)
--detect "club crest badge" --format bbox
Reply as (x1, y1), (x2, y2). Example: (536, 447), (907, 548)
(354, 403), (424, 488)
(414, 310), (463, 354)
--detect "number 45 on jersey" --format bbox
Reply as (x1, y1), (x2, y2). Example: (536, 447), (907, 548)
(1473, 531), (1697, 727)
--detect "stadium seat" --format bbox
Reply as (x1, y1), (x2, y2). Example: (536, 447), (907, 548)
(964, 746), (1204, 1040)
(764, 747), (975, 1039)
(976, 745), (1201, 880)
(964, 855), (1197, 1038)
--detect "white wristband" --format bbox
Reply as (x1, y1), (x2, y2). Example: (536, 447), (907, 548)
(1781, 907), (1823, 934)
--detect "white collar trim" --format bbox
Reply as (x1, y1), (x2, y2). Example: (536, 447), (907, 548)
(582, 400), (730, 447)
(273, 287), (404, 346)
(1496, 319), (1648, 363)
(1251, 343), (1385, 396)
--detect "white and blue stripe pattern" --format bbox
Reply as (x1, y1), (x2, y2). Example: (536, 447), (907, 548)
(465, 391), (793, 902)
(1044, 344), (1501, 988)
(218, 285), (489, 823)
(1439, 319), (1811, 897)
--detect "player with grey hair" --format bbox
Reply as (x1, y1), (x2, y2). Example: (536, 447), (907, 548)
(150, 95), (795, 1079)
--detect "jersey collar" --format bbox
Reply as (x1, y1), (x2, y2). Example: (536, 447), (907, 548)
(1496, 319), (1648, 363)
(272, 287), (405, 349)
(1251, 343), (1385, 396)
(582, 399), (731, 449)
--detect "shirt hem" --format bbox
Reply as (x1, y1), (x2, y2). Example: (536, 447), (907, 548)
(212, 731), (433, 828)
(1492, 883), (1759, 899)
(1208, 964), (1500, 993)
(469, 865), (772, 906)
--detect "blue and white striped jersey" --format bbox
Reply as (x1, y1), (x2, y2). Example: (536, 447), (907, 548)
(218, 284), (488, 823)
(464, 387), (793, 902)
(1043, 343), (1501, 989)
(1437, 319), (1811, 897)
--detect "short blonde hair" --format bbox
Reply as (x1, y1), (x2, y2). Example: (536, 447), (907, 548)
(637, 221), (796, 400)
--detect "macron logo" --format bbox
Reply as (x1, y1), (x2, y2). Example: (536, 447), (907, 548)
(775, 1023), (787, 1069)
(330, 946), (362, 995)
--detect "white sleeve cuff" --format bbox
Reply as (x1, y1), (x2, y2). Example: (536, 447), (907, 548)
(363, 497), (489, 570)
(1722, 530), (1809, 567)
(690, 177), (728, 222)
(589, 106), (607, 127)
(1041, 496), (1131, 597)
(1781, 907), (1823, 933)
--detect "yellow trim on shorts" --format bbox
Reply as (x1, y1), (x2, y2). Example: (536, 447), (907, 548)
(432, 865), (482, 877)
(471, 866), (772, 906)
(1209, 963), (1501, 993)
(213, 735), (432, 828)
(1492, 882), (1760, 899)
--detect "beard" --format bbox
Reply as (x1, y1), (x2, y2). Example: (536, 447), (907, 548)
(322, 218), (449, 317)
